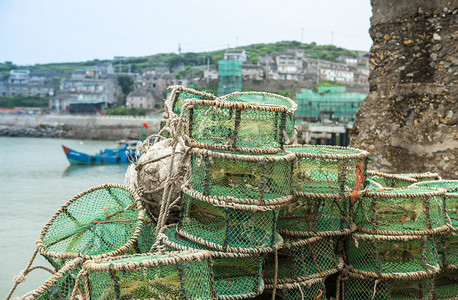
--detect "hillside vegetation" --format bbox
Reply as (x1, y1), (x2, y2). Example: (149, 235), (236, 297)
(1, 41), (359, 77)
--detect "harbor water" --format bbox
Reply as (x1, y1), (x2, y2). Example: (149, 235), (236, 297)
(0, 137), (128, 298)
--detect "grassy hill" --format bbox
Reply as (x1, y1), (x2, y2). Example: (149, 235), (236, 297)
(1, 40), (359, 77)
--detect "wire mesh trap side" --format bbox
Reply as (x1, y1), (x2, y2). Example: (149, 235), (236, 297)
(81, 251), (214, 300)
(188, 148), (295, 205)
(159, 224), (265, 300)
(346, 232), (441, 279)
(277, 195), (353, 237)
(263, 236), (340, 284)
(36, 184), (146, 269)
(177, 186), (284, 253)
(352, 187), (448, 235)
(166, 85), (216, 118)
(287, 145), (369, 198)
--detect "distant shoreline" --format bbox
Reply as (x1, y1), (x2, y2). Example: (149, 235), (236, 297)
(0, 114), (161, 140)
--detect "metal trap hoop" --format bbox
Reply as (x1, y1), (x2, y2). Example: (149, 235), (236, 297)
(160, 225), (264, 300)
(353, 187), (448, 235)
(36, 184), (146, 269)
(188, 147), (295, 206)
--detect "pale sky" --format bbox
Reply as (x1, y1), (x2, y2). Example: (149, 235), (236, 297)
(0, 0), (373, 65)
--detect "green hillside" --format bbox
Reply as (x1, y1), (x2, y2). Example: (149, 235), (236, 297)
(1, 41), (359, 77)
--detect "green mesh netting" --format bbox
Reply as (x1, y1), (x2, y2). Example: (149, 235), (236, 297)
(160, 225), (264, 299)
(367, 170), (417, 188)
(412, 180), (458, 228)
(341, 273), (435, 299)
(36, 184), (146, 269)
(82, 251), (214, 299)
(189, 148), (294, 204)
(184, 94), (296, 151)
(346, 233), (440, 277)
(263, 236), (339, 284)
(262, 279), (327, 300)
(278, 196), (351, 237)
(434, 270), (458, 299)
(29, 258), (83, 300)
(168, 86), (216, 117)
(436, 231), (458, 269)
(366, 179), (384, 190)
(177, 188), (282, 252)
(287, 145), (368, 197)
(353, 187), (447, 234)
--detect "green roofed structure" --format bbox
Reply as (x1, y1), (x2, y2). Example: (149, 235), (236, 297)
(295, 87), (366, 122)
(217, 60), (242, 96)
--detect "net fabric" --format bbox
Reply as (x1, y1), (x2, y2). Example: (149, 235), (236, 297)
(184, 93), (296, 152)
(81, 251), (214, 300)
(36, 184), (146, 269)
(262, 278), (327, 300)
(287, 145), (369, 198)
(353, 187), (448, 235)
(263, 236), (339, 284)
(277, 196), (351, 237)
(434, 270), (458, 299)
(159, 225), (264, 300)
(341, 272), (435, 300)
(188, 148), (295, 205)
(177, 187), (283, 253)
(346, 233), (440, 278)
(436, 231), (458, 269)
(166, 85), (216, 117)
(412, 180), (458, 228)
(367, 170), (417, 188)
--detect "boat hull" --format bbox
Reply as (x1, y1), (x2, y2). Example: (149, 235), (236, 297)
(62, 145), (136, 165)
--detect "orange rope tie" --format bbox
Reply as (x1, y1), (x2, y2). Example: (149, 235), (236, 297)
(306, 239), (323, 277)
(261, 259), (266, 280)
(101, 207), (109, 220)
(314, 289), (323, 300)
(351, 163), (364, 204)
(78, 286), (85, 300)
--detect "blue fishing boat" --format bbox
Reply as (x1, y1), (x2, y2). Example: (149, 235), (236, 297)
(62, 140), (139, 165)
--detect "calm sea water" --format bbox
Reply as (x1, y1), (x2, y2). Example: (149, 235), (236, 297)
(0, 137), (129, 298)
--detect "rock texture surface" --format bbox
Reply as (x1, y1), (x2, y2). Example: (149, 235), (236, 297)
(351, 0), (457, 179)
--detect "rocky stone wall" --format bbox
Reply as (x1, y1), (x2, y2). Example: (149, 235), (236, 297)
(351, 0), (457, 179)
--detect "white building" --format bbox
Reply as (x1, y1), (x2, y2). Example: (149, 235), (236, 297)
(224, 49), (249, 62)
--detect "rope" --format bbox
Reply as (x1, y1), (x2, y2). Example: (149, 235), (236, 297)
(351, 163), (364, 204)
(6, 248), (41, 300)
(371, 279), (380, 300)
(314, 289), (323, 300)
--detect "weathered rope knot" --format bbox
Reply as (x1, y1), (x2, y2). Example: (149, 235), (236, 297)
(13, 271), (27, 283)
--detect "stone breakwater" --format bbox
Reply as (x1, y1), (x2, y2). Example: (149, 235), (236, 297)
(0, 114), (161, 140)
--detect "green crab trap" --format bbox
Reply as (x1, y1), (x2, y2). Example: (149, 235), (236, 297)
(36, 184), (147, 269)
(353, 187), (448, 235)
(412, 180), (458, 228)
(286, 145), (369, 198)
(340, 271), (436, 300)
(346, 232), (441, 279)
(75, 250), (214, 300)
(160, 224), (264, 300)
(177, 186), (284, 253)
(188, 148), (295, 205)
(263, 277), (327, 300)
(366, 179), (384, 190)
(183, 92), (297, 152)
(367, 170), (418, 188)
(434, 269), (458, 299)
(277, 195), (352, 237)
(263, 236), (340, 284)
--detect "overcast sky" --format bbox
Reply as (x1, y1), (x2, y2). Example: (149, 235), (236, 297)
(0, 0), (373, 65)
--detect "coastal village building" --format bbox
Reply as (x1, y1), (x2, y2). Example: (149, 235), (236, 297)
(2, 69), (55, 97)
(126, 90), (155, 109)
(223, 49), (249, 62)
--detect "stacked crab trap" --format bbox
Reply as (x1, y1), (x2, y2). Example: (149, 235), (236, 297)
(9, 85), (458, 300)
